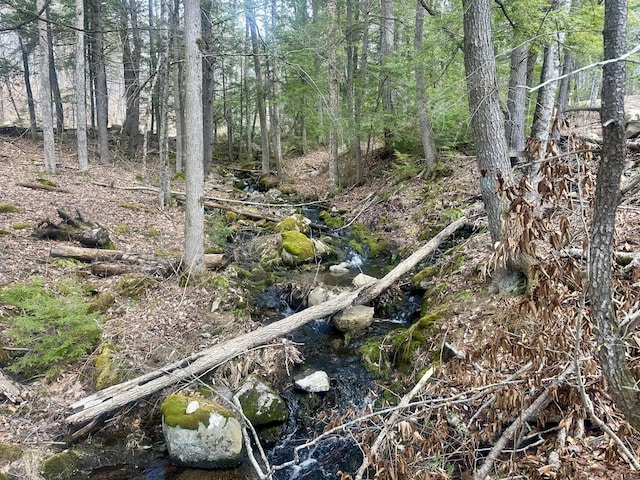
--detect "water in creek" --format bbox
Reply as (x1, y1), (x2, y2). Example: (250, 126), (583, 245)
(89, 232), (423, 480)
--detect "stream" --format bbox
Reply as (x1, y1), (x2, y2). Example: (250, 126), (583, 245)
(87, 213), (428, 480)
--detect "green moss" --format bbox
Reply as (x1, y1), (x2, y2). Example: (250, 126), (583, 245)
(236, 380), (288, 425)
(207, 273), (230, 289)
(37, 178), (56, 187)
(280, 230), (314, 262)
(0, 443), (23, 464)
(0, 203), (19, 213)
(114, 224), (128, 235)
(87, 291), (116, 313)
(274, 214), (311, 234)
(319, 211), (344, 229)
(40, 450), (80, 480)
(0, 229), (11, 237)
(11, 222), (30, 230)
(349, 224), (394, 259)
(145, 228), (160, 238)
(0, 279), (102, 378)
(117, 275), (156, 298)
(173, 172), (186, 181)
(161, 394), (235, 430)
(94, 343), (121, 390)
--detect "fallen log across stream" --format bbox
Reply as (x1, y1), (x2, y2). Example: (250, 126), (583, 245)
(66, 216), (469, 433)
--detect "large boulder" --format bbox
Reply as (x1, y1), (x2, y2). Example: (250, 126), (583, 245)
(280, 231), (315, 265)
(274, 213), (312, 234)
(161, 395), (244, 469)
(333, 305), (375, 333)
(234, 377), (288, 426)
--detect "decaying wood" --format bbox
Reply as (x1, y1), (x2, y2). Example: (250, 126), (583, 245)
(34, 208), (110, 247)
(0, 369), (25, 404)
(18, 182), (69, 193)
(562, 247), (640, 267)
(50, 245), (228, 276)
(66, 216), (468, 430)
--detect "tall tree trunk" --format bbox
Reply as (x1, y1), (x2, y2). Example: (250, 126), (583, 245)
(90, 0), (111, 164)
(18, 36), (37, 139)
(201, 0), (215, 177)
(346, 0), (361, 181)
(75, 0), (89, 172)
(148, 0), (159, 138)
(589, 0), (640, 430)
(327, 0), (339, 191)
(246, 2), (270, 174)
(243, 23), (253, 158)
(355, 0), (370, 184)
(380, 0), (394, 154)
(268, 0), (282, 180)
(462, 0), (511, 245)
(414, 0), (437, 176)
(120, 0), (142, 153)
(38, 0), (56, 173)
(505, 43), (529, 155)
(312, 0), (324, 145)
(158, 0), (171, 207)
(47, 23), (64, 135)
(170, 0), (185, 174)
(184, 0), (206, 278)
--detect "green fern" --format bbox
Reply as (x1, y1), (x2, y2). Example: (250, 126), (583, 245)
(0, 278), (102, 379)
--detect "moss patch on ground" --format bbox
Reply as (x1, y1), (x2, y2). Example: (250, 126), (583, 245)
(40, 450), (81, 480)
(0, 203), (19, 213)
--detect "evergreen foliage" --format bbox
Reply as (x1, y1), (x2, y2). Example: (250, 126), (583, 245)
(0, 278), (102, 379)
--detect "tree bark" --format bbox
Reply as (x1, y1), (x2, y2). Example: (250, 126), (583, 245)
(18, 35), (37, 139)
(158, 0), (171, 207)
(66, 217), (467, 430)
(38, 0), (56, 173)
(89, 0), (111, 164)
(414, 0), (437, 176)
(462, 0), (511, 245)
(184, 0), (206, 277)
(47, 23), (64, 135)
(170, 0), (185, 174)
(380, 0), (395, 154)
(505, 43), (528, 155)
(75, 0), (89, 172)
(120, 0), (142, 152)
(327, 0), (339, 192)
(201, 0), (215, 177)
(589, 0), (640, 431)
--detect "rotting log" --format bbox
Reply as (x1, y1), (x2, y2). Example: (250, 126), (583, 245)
(50, 244), (228, 276)
(66, 216), (468, 430)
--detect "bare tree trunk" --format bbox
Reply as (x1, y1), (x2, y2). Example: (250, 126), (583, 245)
(170, 0), (185, 174)
(246, 1), (269, 174)
(75, 0), (89, 172)
(380, 0), (395, 154)
(505, 43), (528, 155)
(120, 0), (142, 153)
(158, 0), (171, 207)
(355, 0), (370, 185)
(327, 0), (339, 192)
(38, 0), (55, 173)
(184, 0), (206, 278)
(462, 0), (511, 245)
(90, 0), (111, 164)
(589, 0), (640, 430)
(201, 0), (215, 177)
(47, 23), (64, 136)
(18, 36), (37, 139)
(414, 0), (437, 176)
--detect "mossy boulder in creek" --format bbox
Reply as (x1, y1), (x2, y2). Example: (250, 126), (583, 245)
(280, 230), (315, 265)
(0, 443), (22, 466)
(274, 213), (311, 234)
(234, 376), (288, 426)
(161, 394), (244, 469)
(333, 305), (375, 334)
(40, 450), (81, 480)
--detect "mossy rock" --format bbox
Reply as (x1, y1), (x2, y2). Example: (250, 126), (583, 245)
(0, 203), (19, 214)
(319, 210), (344, 229)
(274, 214), (311, 234)
(349, 224), (394, 259)
(280, 230), (315, 265)
(11, 222), (30, 230)
(235, 377), (288, 426)
(0, 443), (23, 465)
(93, 343), (121, 390)
(88, 291), (116, 313)
(116, 275), (156, 298)
(40, 450), (81, 480)
(161, 394), (235, 430)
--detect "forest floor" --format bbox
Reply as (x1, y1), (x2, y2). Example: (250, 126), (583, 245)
(1, 132), (640, 479)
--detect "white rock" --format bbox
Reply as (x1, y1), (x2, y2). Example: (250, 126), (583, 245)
(352, 273), (377, 288)
(333, 305), (375, 333)
(329, 262), (351, 275)
(294, 370), (330, 393)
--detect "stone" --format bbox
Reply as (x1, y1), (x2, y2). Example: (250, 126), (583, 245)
(352, 273), (377, 288)
(280, 230), (315, 265)
(294, 370), (330, 393)
(234, 377), (288, 426)
(333, 305), (375, 333)
(307, 286), (336, 307)
(329, 262), (351, 275)
(274, 213), (312, 234)
(161, 394), (244, 469)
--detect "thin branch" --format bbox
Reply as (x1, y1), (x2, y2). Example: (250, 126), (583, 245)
(526, 44), (640, 93)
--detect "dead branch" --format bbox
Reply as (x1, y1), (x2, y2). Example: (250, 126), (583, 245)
(17, 182), (69, 193)
(354, 367), (435, 480)
(66, 217), (468, 431)
(0, 369), (25, 404)
(473, 363), (575, 480)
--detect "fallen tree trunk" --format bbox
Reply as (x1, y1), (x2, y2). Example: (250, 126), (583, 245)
(50, 245), (228, 276)
(66, 217), (468, 429)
